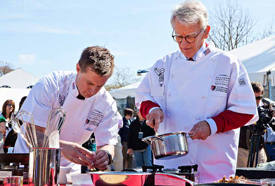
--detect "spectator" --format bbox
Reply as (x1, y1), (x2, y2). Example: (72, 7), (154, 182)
(110, 113), (123, 171)
(18, 96), (27, 111)
(3, 96), (27, 153)
(265, 124), (275, 161)
(1, 99), (16, 153)
(119, 108), (134, 169)
(237, 82), (267, 167)
(0, 116), (6, 153)
(128, 109), (155, 167)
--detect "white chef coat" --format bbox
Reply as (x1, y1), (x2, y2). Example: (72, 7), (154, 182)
(14, 71), (120, 170)
(135, 43), (258, 183)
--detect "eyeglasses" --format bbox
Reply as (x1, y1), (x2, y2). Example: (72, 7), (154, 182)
(255, 96), (263, 100)
(172, 29), (204, 43)
(7, 104), (13, 107)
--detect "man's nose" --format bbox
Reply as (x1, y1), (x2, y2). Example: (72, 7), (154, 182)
(89, 87), (100, 94)
(179, 38), (189, 47)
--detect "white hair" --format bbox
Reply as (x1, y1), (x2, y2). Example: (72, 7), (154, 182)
(170, 0), (208, 29)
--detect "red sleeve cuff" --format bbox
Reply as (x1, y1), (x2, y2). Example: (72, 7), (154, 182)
(212, 110), (254, 133)
(140, 100), (160, 119)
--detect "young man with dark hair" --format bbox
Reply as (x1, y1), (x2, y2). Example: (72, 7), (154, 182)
(14, 46), (120, 172)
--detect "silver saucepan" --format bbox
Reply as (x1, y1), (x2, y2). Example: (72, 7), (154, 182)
(142, 131), (191, 159)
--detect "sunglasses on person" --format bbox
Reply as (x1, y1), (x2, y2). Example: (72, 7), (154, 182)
(255, 96), (263, 100)
(7, 104), (14, 107)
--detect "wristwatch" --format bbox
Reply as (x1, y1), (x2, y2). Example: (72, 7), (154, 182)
(105, 150), (112, 165)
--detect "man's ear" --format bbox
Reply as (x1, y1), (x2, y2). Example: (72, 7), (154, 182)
(76, 63), (80, 73)
(203, 25), (211, 39)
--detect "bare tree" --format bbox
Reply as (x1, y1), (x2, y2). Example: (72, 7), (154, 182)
(259, 18), (275, 39)
(0, 61), (14, 77)
(106, 67), (141, 90)
(209, 0), (256, 51)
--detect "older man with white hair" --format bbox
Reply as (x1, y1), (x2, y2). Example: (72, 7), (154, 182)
(135, 0), (258, 183)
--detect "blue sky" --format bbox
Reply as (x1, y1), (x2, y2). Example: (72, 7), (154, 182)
(0, 0), (274, 84)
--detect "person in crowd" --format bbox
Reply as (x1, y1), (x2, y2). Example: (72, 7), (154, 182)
(265, 121), (275, 161)
(1, 99), (16, 153)
(14, 46), (120, 172)
(128, 109), (155, 167)
(0, 117), (6, 153)
(135, 0), (258, 183)
(237, 82), (267, 167)
(18, 96), (27, 112)
(109, 113), (123, 171)
(119, 108), (134, 169)
(3, 96), (27, 153)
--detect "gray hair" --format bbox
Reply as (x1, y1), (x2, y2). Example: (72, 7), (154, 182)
(170, 0), (208, 29)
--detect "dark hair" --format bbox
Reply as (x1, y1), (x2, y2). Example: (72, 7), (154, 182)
(2, 99), (16, 119)
(251, 81), (264, 94)
(19, 96), (27, 110)
(124, 108), (134, 116)
(78, 46), (114, 76)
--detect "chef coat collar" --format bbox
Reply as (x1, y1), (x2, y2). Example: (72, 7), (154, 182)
(69, 74), (85, 100)
(179, 42), (207, 61)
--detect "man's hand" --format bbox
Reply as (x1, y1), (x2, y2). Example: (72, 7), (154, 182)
(127, 148), (133, 155)
(60, 140), (95, 168)
(189, 121), (211, 140)
(89, 150), (111, 171)
(146, 108), (164, 131)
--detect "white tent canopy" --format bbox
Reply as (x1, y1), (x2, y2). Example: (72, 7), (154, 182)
(229, 35), (275, 85)
(0, 88), (30, 112)
(109, 81), (141, 99)
(0, 68), (39, 89)
(0, 68), (39, 112)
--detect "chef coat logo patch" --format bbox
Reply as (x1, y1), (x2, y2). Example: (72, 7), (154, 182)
(215, 74), (229, 86)
(86, 110), (104, 127)
(154, 67), (165, 87)
(59, 95), (66, 106)
(211, 85), (227, 93)
(239, 78), (246, 86)
(203, 48), (211, 56)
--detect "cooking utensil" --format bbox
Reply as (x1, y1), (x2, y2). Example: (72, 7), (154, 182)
(42, 107), (66, 148)
(90, 171), (152, 186)
(49, 130), (60, 148)
(28, 148), (61, 186)
(89, 171), (260, 186)
(142, 131), (191, 159)
(11, 114), (31, 147)
(14, 110), (38, 148)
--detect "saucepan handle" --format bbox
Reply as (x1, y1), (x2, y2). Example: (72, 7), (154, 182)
(142, 136), (152, 145)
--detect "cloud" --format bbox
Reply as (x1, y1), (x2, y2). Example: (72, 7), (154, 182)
(35, 26), (80, 35)
(18, 54), (36, 65)
(40, 60), (51, 65)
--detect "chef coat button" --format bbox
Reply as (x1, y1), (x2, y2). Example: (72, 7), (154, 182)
(171, 74), (174, 78)
(167, 114), (170, 118)
(196, 116), (200, 120)
(202, 96), (205, 99)
(168, 92), (171, 96)
(175, 57), (178, 60)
